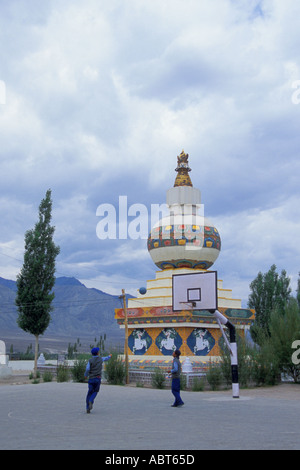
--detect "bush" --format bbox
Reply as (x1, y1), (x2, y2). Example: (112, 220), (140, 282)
(180, 373), (187, 390)
(57, 364), (70, 382)
(206, 362), (222, 391)
(269, 300), (300, 383)
(71, 359), (87, 383)
(29, 371), (40, 380)
(191, 377), (205, 391)
(151, 367), (166, 389)
(251, 342), (279, 386)
(42, 370), (53, 382)
(105, 352), (125, 385)
(219, 334), (255, 388)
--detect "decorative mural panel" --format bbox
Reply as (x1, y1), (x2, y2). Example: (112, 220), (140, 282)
(147, 224), (221, 252)
(127, 326), (225, 357)
(115, 306), (255, 324)
(224, 308), (254, 319)
(128, 329), (152, 355)
(155, 328), (183, 355)
(186, 328), (215, 356)
(147, 223), (221, 270)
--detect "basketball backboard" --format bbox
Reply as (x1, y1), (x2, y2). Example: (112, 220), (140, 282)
(172, 271), (218, 311)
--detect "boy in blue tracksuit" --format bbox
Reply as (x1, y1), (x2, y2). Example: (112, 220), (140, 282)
(84, 347), (111, 413)
(168, 349), (184, 407)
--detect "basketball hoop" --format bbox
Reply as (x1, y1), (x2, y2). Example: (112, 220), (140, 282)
(172, 271), (218, 312)
(172, 271), (239, 398)
(179, 301), (197, 308)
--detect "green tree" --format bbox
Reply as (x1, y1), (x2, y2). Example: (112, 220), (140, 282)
(251, 337), (280, 386)
(219, 332), (255, 388)
(296, 272), (300, 310)
(269, 299), (300, 383)
(248, 264), (292, 344)
(15, 189), (60, 377)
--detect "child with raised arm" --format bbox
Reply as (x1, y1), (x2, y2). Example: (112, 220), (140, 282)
(84, 347), (111, 413)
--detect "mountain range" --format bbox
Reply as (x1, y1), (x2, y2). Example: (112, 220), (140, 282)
(0, 276), (128, 350)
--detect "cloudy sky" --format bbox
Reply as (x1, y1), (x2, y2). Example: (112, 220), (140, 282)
(0, 0), (300, 305)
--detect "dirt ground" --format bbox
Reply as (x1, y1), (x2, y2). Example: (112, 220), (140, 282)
(0, 372), (33, 386)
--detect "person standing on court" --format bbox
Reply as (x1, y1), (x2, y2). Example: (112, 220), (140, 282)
(168, 349), (184, 407)
(84, 347), (111, 413)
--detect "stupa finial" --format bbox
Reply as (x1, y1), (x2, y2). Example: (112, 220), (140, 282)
(174, 150), (193, 187)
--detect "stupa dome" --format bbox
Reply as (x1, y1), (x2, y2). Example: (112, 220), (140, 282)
(147, 150), (221, 270)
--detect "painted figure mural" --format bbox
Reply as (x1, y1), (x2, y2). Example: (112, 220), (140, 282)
(187, 328), (215, 356)
(129, 329), (152, 355)
(156, 328), (183, 355)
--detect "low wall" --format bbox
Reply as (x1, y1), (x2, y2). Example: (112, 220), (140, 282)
(8, 360), (74, 372)
(8, 360), (207, 387)
(129, 370), (206, 388)
(8, 360), (35, 371)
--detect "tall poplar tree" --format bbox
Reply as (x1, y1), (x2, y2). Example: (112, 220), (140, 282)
(297, 272), (300, 310)
(16, 189), (60, 376)
(248, 264), (292, 344)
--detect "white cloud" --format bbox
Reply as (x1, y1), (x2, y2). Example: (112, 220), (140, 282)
(0, 0), (300, 306)
(216, 194), (300, 301)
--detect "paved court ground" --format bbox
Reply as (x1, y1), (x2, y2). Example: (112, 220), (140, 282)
(0, 381), (299, 451)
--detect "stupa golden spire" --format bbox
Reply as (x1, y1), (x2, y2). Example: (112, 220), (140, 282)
(174, 150), (193, 187)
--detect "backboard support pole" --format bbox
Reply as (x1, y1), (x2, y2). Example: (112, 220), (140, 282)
(172, 271), (239, 398)
(210, 309), (239, 399)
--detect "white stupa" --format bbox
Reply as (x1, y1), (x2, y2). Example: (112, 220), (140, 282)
(115, 150), (255, 365)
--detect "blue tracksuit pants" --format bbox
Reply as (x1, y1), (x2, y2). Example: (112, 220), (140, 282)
(86, 378), (101, 409)
(171, 378), (184, 406)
